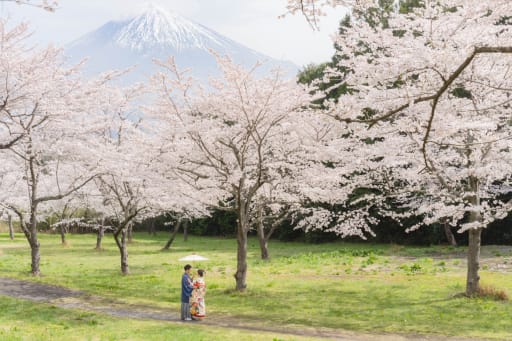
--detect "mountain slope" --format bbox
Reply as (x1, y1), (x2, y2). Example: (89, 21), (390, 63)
(65, 5), (298, 83)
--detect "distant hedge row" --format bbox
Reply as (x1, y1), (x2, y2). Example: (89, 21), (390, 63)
(136, 209), (512, 246)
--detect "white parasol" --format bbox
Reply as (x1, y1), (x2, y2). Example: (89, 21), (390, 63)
(178, 254), (209, 261)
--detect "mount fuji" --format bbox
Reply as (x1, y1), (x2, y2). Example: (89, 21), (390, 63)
(65, 5), (298, 83)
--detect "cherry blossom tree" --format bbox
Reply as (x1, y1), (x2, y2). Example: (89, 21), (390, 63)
(48, 198), (81, 245)
(0, 68), (103, 276)
(94, 160), (203, 274)
(312, 82), (512, 296)
(85, 82), (205, 275)
(250, 114), (338, 260)
(252, 186), (293, 260)
(0, 0), (58, 12)
(0, 20), (128, 275)
(94, 173), (150, 275)
(289, 0), (512, 296)
(84, 84), (152, 275)
(148, 54), (314, 291)
(283, 0), (371, 28)
(0, 21), (44, 151)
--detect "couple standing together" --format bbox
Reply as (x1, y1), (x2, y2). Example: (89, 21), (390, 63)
(181, 264), (206, 321)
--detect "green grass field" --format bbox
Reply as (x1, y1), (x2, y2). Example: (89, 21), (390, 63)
(1, 232), (512, 340)
(0, 295), (318, 341)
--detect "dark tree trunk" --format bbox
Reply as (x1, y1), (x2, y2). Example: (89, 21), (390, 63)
(113, 206), (139, 275)
(466, 228), (482, 296)
(235, 227), (248, 291)
(162, 219), (181, 250)
(256, 208), (269, 260)
(255, 206), (285, 261)
(257, 229), (269, 260)
(30, 236), (40, 276)
(8, 214), (14, 240)
(127, 223), (133, 243)
(234, 205), (249, 291)
(29, 206), (40, 276)
(183, 219), (188, 242)
(466, 176), (482, 296)
(18, 150), (43, 276)
(148, 218), (156, 236)
(443, 221), (457, 246)
(60, 225), (67, 245)
(95, 225), (104, 250)
(120, 229), (129, 275)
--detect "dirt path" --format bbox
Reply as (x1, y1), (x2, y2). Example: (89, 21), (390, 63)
(0, 277), (481, 341)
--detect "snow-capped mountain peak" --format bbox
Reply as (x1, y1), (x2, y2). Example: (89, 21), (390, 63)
(65, 5), (298, 83)
(114, 4), (224, 51)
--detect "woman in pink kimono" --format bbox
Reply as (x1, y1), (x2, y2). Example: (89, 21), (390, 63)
(190, 269), (206, 319)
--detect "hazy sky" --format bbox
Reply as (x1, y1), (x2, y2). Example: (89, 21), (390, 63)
(0, 0), (347, 67)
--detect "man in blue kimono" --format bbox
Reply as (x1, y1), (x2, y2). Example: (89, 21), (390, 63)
(181, 264), (194, 321)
